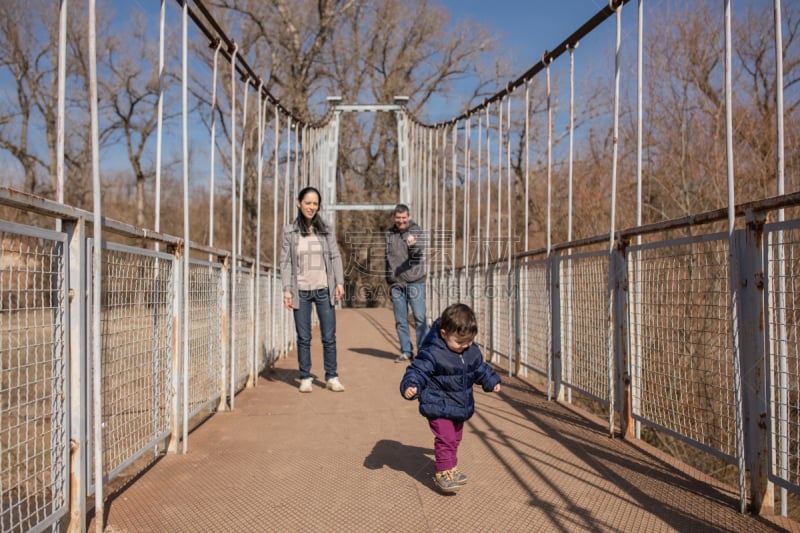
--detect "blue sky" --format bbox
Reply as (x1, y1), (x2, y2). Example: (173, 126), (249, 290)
(427, 0), (618, 121)
(438, 0), (613, 67)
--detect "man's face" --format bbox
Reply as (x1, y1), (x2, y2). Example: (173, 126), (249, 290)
(394, 211), (410, 232)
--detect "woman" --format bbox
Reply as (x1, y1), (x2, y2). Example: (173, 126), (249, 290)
(280, 186), (346, 392)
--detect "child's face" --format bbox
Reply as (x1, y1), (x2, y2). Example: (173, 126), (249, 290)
(441, 329), (475, 353)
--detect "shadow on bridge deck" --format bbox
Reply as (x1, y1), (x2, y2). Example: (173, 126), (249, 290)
(92, 308), (798, 532)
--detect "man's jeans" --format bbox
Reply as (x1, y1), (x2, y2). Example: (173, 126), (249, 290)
(391, 281), (428, 357)
(294, 289), (337, 381)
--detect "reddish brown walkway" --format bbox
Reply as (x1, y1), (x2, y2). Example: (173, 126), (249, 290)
(94, 308), (799, 532)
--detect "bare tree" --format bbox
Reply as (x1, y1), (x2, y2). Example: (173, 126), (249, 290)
(100, 9), (181, 228)
(0, 0), (80, 197)
(196, 0), (502, 302)
(620, 1), (800, 227)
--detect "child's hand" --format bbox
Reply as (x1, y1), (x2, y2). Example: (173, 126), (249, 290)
(404, 386), (417, 399)
(492, 383), (501, 393)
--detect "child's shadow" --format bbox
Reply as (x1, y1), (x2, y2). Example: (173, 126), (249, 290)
(363, 439), (435, 487)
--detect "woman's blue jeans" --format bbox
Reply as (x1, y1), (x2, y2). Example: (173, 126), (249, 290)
(294, 289), (337, 381)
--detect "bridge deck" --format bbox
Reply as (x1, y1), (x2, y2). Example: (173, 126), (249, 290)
(93, 308), (799, 532)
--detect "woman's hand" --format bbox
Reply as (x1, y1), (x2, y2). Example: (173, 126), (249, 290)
(334, 283), (345, 303)
(283, 292), (293, 309)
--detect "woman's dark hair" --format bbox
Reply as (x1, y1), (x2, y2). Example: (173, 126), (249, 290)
(295, 186), (329, 236)
(440, 303), (478, 337)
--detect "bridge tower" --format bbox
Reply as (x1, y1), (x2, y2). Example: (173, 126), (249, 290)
(320, 96), (412, 229)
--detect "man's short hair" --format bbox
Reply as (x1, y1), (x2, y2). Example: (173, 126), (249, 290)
(394, 204), (410, 215)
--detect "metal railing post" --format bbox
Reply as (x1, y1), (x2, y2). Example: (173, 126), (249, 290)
(551, 252), (562, 402)
(67, 218), (87, 533)
(513, 262), (522, 376)
(613, 239), (634, 439)
(736, 213), (772, 514)
(248, 266), (255, 388)
(219, 255), (229, 411)
(167, 244), (182, 453)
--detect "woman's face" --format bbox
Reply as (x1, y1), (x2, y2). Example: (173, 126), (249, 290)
(297, 190), (320, 221)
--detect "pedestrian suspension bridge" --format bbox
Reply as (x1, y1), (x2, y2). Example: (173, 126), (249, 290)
(2, 1), (800, 531)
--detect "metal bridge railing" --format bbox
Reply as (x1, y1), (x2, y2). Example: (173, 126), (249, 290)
(0, 221), (68, 533)
(0, 194), (292, 533)
(430, 199), (800, 515)
(766, 220), (800, 498)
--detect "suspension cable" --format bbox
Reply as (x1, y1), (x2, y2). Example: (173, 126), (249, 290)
(271, 105), (280, 355)
(451, 124), (457, 272)
(89, 0), (103, 528)
(524, 80), (530, 252)
(208, 41), (222, 248)
(496, 99), (502, 260)
(238, 76), (250, 257)
(254, 81), (265, 387)
(773, 0), (788, 516)
(440, 127), (446, 273)
(606, 0), (623, 440)
(56, 0), (67, 213)
(228, 41), (238, 410)
(485, 104), (491, 272)
(463, 117), (471, 269)
(476, 111), (482, 268)
(506, 93), (512, 267)
(546, 58), (552, 258)
(181, 0), (190, 452)
(155, 0), (165, 237)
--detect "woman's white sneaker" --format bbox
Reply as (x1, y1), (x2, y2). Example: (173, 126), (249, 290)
(298, 377), (313, 393)
(326, 377), (345, 392)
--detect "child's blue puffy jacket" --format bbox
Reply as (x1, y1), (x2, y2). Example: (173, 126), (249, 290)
(400, 319), (501, 422)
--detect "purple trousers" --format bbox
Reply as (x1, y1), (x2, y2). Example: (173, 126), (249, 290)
(428, 418), (464, 472)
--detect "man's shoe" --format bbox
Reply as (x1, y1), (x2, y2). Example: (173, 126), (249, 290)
(433, 469), (461, 493)
(326, 376), (345, 392)
(298, 377), (313, 393)
(449, 467), (468, 485)
(394, 353), (411, 363)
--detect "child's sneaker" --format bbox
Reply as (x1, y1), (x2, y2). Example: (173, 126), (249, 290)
(433, 469), (461, 493)
(449, 467), (468, 485)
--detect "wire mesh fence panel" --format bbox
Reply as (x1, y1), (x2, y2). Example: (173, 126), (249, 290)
(0, 223), (68, 533)
(429, 271), (442, 319)
(766, 220), (800, 493)
(521, 259), (549, 377)
(232, 268), (252, 392)
(469, 267), (487, 349)
(268, 272), (279, 358)
(256, 272), (273, 372)
(628, 234), (736, 461)
(187, 260), (224, 420)
(488, 266), (512, 367)
(97, 243), (174, 481)
(559, 250), (610, 404)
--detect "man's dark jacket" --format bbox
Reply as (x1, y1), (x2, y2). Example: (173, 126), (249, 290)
(385, 221), (425, 287)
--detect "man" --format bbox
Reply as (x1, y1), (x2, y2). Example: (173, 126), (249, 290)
(385, 204), (429, 363)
